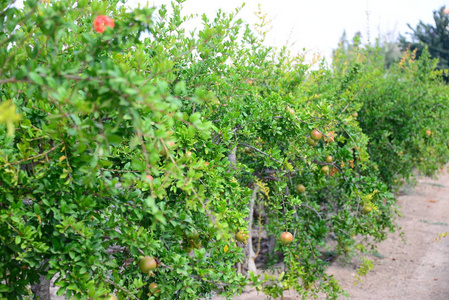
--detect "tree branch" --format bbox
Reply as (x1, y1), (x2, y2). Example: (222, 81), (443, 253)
(239, 143), (282, 165)
(12, 143), (63, 165)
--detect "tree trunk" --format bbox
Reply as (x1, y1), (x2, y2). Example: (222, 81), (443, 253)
(31, 259), (51, 300)
(244, 185), (259, 275)
(228, 146), (237, 170)
(31, 275), (51, 300)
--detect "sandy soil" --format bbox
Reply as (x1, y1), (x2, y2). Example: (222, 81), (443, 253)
(217, 168), (449, 300)
(324, 168), (449, 300)
(49, 169), (449, 299)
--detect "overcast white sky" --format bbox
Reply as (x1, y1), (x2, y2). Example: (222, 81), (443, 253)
(12, 0), (449, 61)
(126, 0), (448, 61)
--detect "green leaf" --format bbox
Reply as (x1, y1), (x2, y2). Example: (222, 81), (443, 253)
(28, 72), (44, 85)
(0, 284), (11, 292)
(107, 134), (122, 144)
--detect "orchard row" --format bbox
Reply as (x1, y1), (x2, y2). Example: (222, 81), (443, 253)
(0, 0), (448, 299)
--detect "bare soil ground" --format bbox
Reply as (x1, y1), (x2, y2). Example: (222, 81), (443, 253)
(218, 168), (449, 300)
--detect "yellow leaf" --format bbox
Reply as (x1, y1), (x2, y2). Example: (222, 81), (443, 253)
(0, 100), (21, 136)
(256, 179), (270, 198)
(223, 245), (229, 253)
(59, 156), (67, 163)
(434, 232), (448, 242)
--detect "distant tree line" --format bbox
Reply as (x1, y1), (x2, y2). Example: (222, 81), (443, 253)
(335, 6), (449, 73)
(399, 6), (449, 73)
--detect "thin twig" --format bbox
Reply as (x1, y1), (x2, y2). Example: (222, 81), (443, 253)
(300, 203), (322, 220)
(104, 278), (139, 300)
(239, 143), (283, 165)
(100, 168), (140, 173)
(5, 221), (20, 234)
(13, 143), (63, 165)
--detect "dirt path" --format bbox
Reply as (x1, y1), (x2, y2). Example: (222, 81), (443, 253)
(329, 172), (449, 300)
(221, 168), (449, 300)
(324, 168), (449, 300)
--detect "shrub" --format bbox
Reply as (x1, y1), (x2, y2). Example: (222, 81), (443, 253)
(2, 0), (446, 299)
(333, 43), (449, 190)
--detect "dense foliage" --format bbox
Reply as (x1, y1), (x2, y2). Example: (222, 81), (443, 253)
(333, 42), (449, 190)
(0, 0), (448, 299)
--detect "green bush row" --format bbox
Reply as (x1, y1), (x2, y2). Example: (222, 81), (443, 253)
(0, 1), (447, 299)
(333, 43), (449, 190)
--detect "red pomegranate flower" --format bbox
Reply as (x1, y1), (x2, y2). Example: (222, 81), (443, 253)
(93, 15), (115, 33)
